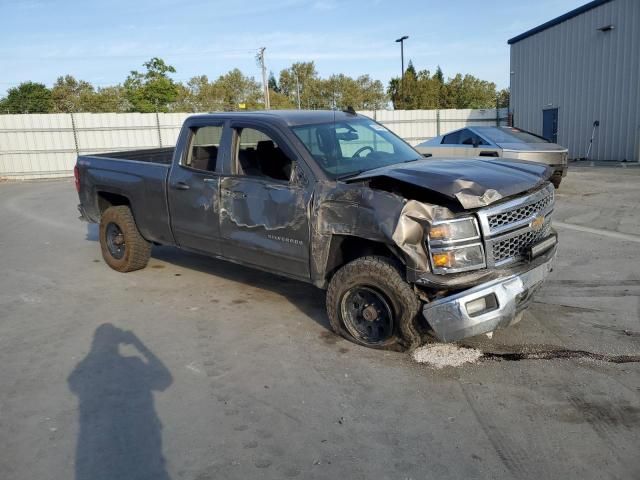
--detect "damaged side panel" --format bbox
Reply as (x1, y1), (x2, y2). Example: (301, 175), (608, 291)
(310, 181), (453, 286)
(310, 176), (544, 292)
(219, 175), (311, 280)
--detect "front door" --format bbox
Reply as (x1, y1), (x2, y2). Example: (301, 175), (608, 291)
(219, 124), (311, 280)
(167, 123), (226, 255)
(543, 108), (558, 143)
(438, 128), (496, 158)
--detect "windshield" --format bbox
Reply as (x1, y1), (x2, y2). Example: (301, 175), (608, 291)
(480, 127), (549, 144)
(292, 118), (420, 178)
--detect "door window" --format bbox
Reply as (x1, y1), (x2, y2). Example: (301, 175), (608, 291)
(461, 130), (489, 146)
(441, 130), (462, 144)
(442, 129), (488, 146)
(235, 128), (293, 182)
(183, 125), (223, 172)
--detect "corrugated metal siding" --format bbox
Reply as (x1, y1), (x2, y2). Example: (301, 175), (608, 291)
(0, 109), (507, 180)
(510, 0), (640, 161)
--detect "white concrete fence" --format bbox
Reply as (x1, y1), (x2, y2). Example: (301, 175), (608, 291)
(0, 108), (508, 180)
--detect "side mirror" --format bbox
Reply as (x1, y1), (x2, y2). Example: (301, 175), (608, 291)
(472, 137), (480, 148)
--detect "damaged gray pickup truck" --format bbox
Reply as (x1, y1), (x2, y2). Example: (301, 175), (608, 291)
(75, 110), (558, 350)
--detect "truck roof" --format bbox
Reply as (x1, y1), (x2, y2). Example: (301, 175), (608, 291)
(188, 109), (367, 127)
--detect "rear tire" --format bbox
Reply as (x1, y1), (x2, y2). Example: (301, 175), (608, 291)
(99, 206), (151, 272)
(551, 174), (562, 189)
(326, 256), (422, 351)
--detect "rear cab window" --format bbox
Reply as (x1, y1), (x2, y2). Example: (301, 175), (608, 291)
(183, 125), (223, 172)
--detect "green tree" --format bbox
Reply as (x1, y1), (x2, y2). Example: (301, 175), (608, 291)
(496, 88), (510, 109)
(86, 86), (130, 112)
(124, 57), (179, 112)
(413, 69), (441, 109)
(388, 63), (500, 110)
(0, 82), (53, 113)
(172, 75), (223, 112)
(269, 89), (296, 109)
(279, 62), (321, 109)
(441, 74), (497, 109)
(355, 75), (387, 110)
(434, 65), (444, 85)
(320, 74), (387, 110)
(213, 69), (262, 111)
(173, 71), (267, 112)
(51, 75), (95, 112)
(434, 66), (445, 107)
(388, 60), (420, 109)
(268, 72), (279, 93)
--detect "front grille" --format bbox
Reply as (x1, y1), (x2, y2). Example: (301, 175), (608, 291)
(491, 222), (551, 264)
(488, 194), (553, 231)
(477, 183), (556, 267)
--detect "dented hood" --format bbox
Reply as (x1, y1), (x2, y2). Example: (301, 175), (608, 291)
(344, 158), (551, 209)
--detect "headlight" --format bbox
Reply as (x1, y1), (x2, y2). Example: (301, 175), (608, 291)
(430, 244), (486, 273)
(428, 217), (479, 243)
(427, 217), (486, 274)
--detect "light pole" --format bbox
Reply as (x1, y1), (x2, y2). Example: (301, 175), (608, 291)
(395, 35), (409, 106)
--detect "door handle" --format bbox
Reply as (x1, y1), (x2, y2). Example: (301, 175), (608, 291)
(221, 189), (246, 199)
(203, 177), (217, 184)
(479, 151), (499, 157)
(173, 182), (190, 190)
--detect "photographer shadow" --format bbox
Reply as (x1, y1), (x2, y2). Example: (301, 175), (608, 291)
(68, 324), (173, 480)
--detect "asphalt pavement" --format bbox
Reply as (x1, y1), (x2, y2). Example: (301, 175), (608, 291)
(0, 167), (638, 480)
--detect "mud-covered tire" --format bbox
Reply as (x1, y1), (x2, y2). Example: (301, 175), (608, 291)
(326, 256), (422, 351)
(99, 206), (151, 272)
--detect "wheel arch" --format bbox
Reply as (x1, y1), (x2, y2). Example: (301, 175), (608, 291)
(96, 190), (131, 214)
(322, 235), (404, 284)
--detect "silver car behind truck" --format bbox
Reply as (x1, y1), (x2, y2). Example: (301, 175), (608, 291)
(415, 126), (568, 188)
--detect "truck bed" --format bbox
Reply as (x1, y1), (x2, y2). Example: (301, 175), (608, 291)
(92, 147), (174, 164)
(76, 148), (174, 246)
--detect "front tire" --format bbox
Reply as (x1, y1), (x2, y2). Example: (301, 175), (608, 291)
(326, 256), (422, 351)
(99, 205), (151, 272)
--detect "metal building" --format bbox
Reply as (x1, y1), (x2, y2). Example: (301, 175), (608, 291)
(508, 0), (640, 161)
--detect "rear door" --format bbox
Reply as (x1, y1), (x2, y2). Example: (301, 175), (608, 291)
(167, 121), (229, 255)
(218, 122), (312, 280)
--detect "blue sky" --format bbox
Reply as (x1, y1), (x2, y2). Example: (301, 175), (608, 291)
(0, 0), (587, 95)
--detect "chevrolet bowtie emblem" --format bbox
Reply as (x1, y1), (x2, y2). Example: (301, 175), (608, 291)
(530, 215), (545, 232)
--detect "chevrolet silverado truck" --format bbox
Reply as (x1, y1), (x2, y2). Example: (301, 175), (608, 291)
(75, 110), (558, 350)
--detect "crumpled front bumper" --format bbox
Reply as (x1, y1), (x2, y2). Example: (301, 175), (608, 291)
(422, 250), (555, 342)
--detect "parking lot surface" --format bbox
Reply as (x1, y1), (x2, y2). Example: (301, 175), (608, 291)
(1, 166), (639, 479)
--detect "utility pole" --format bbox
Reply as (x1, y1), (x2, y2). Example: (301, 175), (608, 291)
(256, 47), (270, 110)
(395, 35), (409, 107)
